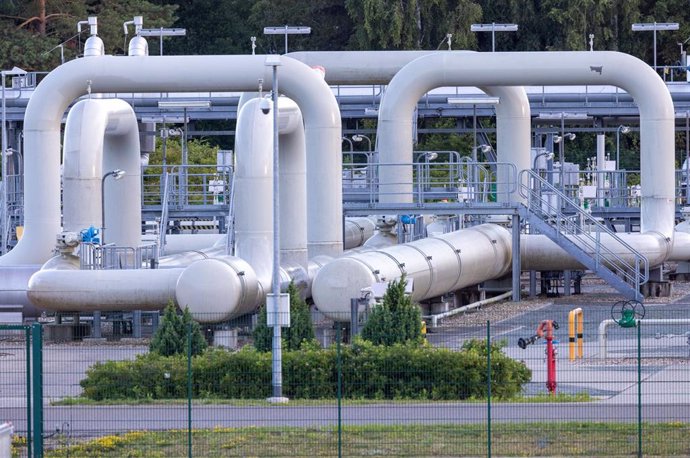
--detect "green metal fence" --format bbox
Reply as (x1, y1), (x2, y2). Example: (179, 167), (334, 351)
(3, 302), (690, 457)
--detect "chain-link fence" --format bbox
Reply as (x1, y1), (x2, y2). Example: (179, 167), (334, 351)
(3, 302), (690, 457)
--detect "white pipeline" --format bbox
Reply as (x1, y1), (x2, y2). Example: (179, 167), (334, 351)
(312, 223), (512, 321)
(598, 319), (690, 359)
(2, 54), (342, 267)
(377, 51), (675, 239)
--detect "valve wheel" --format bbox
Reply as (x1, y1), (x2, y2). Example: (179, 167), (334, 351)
(611, 300), (646, 325)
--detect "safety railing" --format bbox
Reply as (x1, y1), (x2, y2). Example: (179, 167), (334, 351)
(80, 243), (158, 270)
(158, 171), (171, 257)
(343, 160), (518, 206)
(141, 164), (232, 208)
(519, 169), (648, 296)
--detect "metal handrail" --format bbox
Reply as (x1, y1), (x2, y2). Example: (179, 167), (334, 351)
(225, 170), (237, 255)
(519, 169), (648, 291)
(158, 171), (170, 257)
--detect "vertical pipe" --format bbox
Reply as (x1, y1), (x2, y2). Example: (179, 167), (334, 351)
(511, 214), (521, 302)
(486, 320), (492, 458)
(31, 323), (42, 458)
(187, 323), (192, 458)
(271, 63), (283, 399)
(25, 327), (31, 458)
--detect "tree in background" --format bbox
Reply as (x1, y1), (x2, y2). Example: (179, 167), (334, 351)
(0, 0), (176, 70)
(361, 275), (423, 346)
(253, 281), (317, 352)
(150, 301), (207, 356)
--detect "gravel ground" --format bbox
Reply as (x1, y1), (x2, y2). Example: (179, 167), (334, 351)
(437, 272), (690, 328)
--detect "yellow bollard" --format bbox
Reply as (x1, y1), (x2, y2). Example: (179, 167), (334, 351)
(568, 308), (584, 361)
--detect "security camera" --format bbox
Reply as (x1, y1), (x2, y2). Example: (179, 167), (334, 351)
(259, 98), (271, 115)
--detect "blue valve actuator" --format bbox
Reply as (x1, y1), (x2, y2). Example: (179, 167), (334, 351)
(80, 226), (100, 244)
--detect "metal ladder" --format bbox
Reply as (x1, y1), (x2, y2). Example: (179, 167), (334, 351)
(519, 169), (648, 301)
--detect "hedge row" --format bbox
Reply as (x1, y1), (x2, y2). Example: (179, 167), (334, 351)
(80, 339), (531, 401)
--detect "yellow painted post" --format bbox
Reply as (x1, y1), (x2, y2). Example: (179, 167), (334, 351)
(568, 308), (584, 361)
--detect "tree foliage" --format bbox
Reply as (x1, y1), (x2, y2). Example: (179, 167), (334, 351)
(253, 281), (317, 352)
(361, 275), (423, 346)
(150, 301), (208, 357)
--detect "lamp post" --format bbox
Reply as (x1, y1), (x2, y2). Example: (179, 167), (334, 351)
(616, 125), (631, 169)
(1, 67), (26, 255)
(101, 169), (126, 245)
(352, 134), (372, 151)
(470, 23), (518, 52)
(265, 55), (288, 403)
(263, 25), (311, 54)
(632, 22), (679, 71)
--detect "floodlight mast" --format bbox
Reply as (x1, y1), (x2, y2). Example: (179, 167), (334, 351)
(632, 22), (679, 71)
(470, 23), (518, 52)
(139, 28), (186, 55)
(263, 26), (311, 54)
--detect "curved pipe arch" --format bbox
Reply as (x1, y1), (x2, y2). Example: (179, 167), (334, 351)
(377, 51), (675, 239)
(62, 99), (141, 247)
(1, 54), (342, 266)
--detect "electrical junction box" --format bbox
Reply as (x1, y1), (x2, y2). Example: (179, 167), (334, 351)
(266, 293), (290, 327)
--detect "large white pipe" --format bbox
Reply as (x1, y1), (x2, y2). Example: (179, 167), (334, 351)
(520, 232), (670, 271)
(377, 51), (675, 239)
(312, 223), (512, 321)
(27, 268), (183, 311)
(290, 51), (531, 204)
(62, 99), (141, 247)
(1, 54), (342, 266)
(343, 217), (377, 250)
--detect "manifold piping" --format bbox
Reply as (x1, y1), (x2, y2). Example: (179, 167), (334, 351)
(62, 99), (142, 248)
(376, 51), (675, 241)
(2, 54), (342, 266)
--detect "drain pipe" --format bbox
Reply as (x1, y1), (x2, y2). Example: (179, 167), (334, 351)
(424, 290), (513, 328)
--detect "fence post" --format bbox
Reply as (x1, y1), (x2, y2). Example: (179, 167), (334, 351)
(487, 320), (492, 458)
(187, 323), (192, 458)
(336, 326), (342, 458)
(637, 322), (642, 458)
(24, 327), (32, 458)
(31, 323), (42, 458)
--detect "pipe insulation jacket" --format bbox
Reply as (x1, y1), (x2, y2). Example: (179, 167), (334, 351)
(2, 54), (342, 267)
(376, 51), (675, 239)
(311, 223), (512, 321)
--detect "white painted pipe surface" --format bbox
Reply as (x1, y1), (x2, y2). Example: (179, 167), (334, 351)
(2, 54), (342, 266)
(290, 51), (531, 204)
(62, 99), (142, 248)
(599, 319), (690, 359)
(343, 217), (377, 250)
(312, 224), (512, 321)
(520, 232), (670, 271)
(377, 51), (675, 239)
(27, 268), (184, 312)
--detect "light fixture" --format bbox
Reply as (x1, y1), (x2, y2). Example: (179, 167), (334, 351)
(263, 25), (311, 54)
(470, 23), (518, 52)
(632, 22), (679, 70)
(447, 97), (500, 105)
(157, 100), (211, 109)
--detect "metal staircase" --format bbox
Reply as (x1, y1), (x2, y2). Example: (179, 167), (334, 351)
(224, 170), (237, 255)
(519, 169), (648, 301)
(157, 172), (171, 257)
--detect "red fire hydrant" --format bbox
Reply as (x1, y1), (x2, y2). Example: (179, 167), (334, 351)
(518, 320), (559, 395)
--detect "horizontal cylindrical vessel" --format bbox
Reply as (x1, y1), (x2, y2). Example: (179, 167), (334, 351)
(312, 224), (512, 320)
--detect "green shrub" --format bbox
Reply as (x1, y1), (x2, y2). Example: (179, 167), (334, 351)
(253, 282), (317, 352)
(80, 339), (530, 401)
(150, 301), (207, 357)
(361, 276), (423, 346)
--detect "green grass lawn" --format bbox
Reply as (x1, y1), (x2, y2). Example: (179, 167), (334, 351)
(13, 422), (690, 457)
